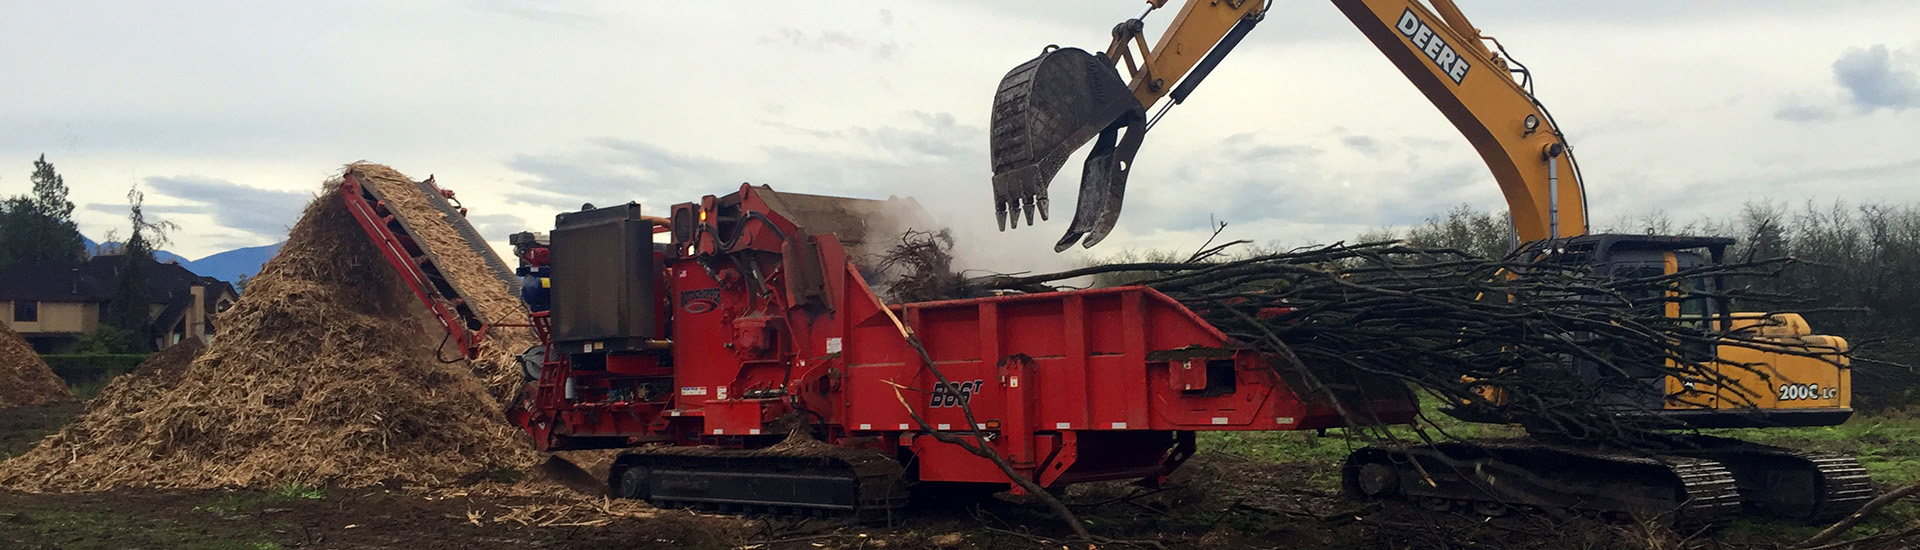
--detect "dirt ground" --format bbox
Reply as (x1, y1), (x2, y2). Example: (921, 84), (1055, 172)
(3, 403), (1915, 550)
(0, 462), (1424, 550)
(0, 487), (741, 550)
(0, 403), (80, 461)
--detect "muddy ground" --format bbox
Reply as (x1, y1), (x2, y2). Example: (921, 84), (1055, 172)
(0, 402), (79, 460)
(2, 403), (1914, 549)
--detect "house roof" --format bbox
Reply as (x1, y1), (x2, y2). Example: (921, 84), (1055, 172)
(201, 280), (237, 314)
(152, 297), (194, 334)
(0, 256), (225, 304)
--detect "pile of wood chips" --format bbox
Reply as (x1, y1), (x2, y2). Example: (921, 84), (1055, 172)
(0, 164), (541, 491)
(0, 321), (74, 408)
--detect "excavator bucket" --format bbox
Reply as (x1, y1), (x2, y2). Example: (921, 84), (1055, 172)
(990, 47), (1147, 251)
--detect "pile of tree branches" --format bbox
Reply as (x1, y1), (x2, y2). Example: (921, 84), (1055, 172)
(870, 234), (1895, 543)
(871, 229), (984, 304)
(969, 241), (1849, 444)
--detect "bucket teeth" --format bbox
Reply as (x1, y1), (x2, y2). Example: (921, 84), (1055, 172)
(988, 46), (1144, 249)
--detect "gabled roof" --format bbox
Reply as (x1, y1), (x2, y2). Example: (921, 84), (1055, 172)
(0, 256), (221, 303)
(152, 297), (194, 334)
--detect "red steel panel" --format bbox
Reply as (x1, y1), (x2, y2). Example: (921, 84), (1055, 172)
(502, 181), (1419, 486)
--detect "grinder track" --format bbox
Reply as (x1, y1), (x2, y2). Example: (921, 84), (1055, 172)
(610, 442), (909, 521)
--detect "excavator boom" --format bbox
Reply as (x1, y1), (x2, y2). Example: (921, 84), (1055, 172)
(1330, 0), (1585, 241)
(989, 0), (1586, 247)
(989, 0), (1869, 527)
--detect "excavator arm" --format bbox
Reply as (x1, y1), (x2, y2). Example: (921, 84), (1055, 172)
(1331, 0), (1586, 242)
(992, 3), (1874, 524)
(990, 0), (1587, 249)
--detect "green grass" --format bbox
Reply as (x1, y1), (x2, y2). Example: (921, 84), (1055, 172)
(192, 485), (323, 517)
(1200, 399), (1525, 491)
(1204, 399), (1920, 493)
(66, 377), (114, 400)
(13, 508), (283, 550)
(1201, 409), (1920, 548)
(18, 509), (119, 536)
(192, 492), (263, 515)
(1199, 431), (1354, 490)
(1718, 499), (1920, 545)
(1708, 412), (1920, 486)
(272, 482), (325, 501)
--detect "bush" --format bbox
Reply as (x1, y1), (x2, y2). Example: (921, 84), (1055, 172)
(42, 353), (148, 385)
(71, 325), (141, 354)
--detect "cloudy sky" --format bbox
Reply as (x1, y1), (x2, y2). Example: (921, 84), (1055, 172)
(2, 1), (1916, 274)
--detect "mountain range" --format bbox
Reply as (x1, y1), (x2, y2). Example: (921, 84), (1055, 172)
(82, 235), (283, 283)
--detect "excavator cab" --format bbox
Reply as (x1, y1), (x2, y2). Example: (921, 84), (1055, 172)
(1520, 234), (1852, 429)
(1375, 235), (1871, 525)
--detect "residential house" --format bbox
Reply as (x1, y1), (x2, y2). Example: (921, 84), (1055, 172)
(0, 255), (237, 352)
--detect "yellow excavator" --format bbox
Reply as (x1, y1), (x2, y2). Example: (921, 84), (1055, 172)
(991, 0), (1870, 526)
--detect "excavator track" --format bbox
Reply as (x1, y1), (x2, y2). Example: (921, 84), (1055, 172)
(1802, 453), (1877, 522)
(1344, 441), (1744, 531)
(609, 441), (909, 521)
(1659, 435), (1874, 523)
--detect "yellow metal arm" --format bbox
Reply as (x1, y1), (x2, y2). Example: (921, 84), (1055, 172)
(1106, 0), (1267, 109)
(1331, 0), (1585, 242)
(1106, 0), (1587, 242)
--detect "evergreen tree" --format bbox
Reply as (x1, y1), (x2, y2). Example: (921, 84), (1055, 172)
(0, 155), (85, 268)
(30, 154), (75, 222)
(103, 185), (177, 351)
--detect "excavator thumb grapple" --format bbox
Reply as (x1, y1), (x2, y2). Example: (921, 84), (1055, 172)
(990, 46), (1145, 251)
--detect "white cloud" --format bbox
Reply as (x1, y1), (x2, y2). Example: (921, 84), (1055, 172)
(1, 1), (1916, 261)
(1834, 44), (1920, 112)
(1776, 43), (1920, 121)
